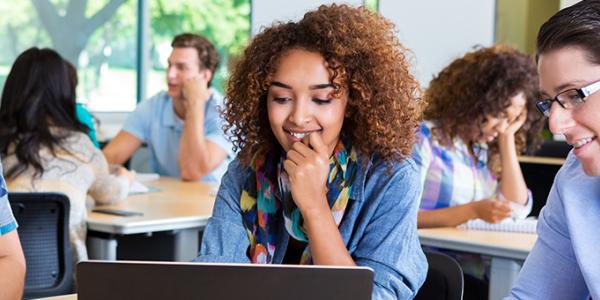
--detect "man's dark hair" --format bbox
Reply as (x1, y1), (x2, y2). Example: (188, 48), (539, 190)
(171, 33), (220, 87)
(537, 0), (600, 63)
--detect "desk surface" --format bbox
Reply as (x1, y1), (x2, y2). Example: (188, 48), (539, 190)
(87, 177), (218, 235)
(418, 227), (537, 260)
(518, 155), (566, 166)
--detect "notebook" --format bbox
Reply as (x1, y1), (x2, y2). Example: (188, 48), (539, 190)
(459, 218), (538, 234)
(77, 261), (374, 300)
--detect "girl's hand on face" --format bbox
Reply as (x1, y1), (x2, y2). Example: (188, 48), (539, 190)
(501, 109), (528, 137)
(283, 133), (331, 215)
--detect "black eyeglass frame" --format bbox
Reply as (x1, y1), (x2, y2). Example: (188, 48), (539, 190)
(536, 79), (600, 116)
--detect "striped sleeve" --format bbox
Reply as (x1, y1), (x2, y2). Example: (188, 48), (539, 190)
(0, 164), (17, 235)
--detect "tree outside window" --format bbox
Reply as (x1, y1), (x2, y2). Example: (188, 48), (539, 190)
(0, 0), (250, 112)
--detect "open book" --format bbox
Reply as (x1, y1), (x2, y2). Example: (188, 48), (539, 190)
(459, 218), (537, 234)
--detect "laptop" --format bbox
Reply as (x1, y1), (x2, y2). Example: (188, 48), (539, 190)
(77, 261), (374, 300)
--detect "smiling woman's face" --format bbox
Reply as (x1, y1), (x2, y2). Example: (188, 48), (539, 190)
(267, 49), (348, 156)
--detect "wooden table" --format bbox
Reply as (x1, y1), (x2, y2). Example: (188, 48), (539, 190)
(36, 294), (77, 300)
(86, 177), (218, 261)
(418, 227), (537, 300)
(518, 155), (565, 166)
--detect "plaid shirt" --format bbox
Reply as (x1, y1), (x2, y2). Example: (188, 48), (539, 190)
(413, 121), (531, 218)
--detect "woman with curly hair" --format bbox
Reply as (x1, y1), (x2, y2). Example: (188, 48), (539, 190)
(415, 45), (543, 228)
(195, 4), (426, 299)
(413, 45), (543, 298)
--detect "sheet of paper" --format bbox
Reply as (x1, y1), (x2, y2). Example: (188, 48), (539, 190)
(459, 218), (537, 234)
(129, 180), (150, 195)
(135, 173), (160, 182)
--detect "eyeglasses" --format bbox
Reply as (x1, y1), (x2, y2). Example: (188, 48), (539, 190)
(536, 79), (600, 116)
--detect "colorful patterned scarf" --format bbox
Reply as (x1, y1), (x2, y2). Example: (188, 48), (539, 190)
(240, 139), (357, 264)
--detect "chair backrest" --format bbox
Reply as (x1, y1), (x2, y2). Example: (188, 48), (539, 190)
(415, 250), (464, 300)
(9, 192), (73, 299)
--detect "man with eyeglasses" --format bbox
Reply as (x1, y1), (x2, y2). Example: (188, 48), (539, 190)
(507, 1), (600, 299)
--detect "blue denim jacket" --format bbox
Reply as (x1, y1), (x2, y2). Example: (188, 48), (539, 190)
(195, 155), (427, 300)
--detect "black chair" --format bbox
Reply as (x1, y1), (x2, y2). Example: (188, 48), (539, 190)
(519, 140), (569, 217)
(415, 250), (464, 300)
(9, 192), (73, 299)
(535, 140), (571, 158)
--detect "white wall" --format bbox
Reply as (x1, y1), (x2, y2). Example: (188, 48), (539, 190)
(379, 0), (496, 86)
(560, 0), (581, 8)
(251, 0), (363, 35)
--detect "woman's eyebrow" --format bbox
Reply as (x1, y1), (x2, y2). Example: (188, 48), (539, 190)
(270, 81), (334, 90)
(271, 81), (292, 89)
(553, 79), (587, 94)
(309, 83), (334, 90)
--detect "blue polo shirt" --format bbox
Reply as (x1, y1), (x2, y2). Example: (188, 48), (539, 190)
(122, 90), (233, 182)
(0, 163), (17, 235)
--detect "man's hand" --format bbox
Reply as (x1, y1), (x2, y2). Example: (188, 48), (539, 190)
(181, 76), (210, 114)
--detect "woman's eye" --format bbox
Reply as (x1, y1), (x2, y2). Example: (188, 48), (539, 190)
(272, 97), (290, 103)
(312, 98), (332, 105)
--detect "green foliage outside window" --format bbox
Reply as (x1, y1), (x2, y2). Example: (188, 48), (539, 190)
(150, 0), (251, 93)
(363, 0), (378, 11)
(0, 0), (250, 111)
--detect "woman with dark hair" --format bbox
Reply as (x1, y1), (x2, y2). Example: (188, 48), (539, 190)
(412, 45), (544, 299)
(0, 47), (133, 263)
(194, 4), (426, 299)
(508, 1), (600, 298)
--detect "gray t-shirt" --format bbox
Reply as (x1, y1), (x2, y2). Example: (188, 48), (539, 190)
(0, 162), (17, 235)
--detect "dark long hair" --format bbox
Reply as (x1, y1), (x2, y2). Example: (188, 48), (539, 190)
(0, 47), (89, 179)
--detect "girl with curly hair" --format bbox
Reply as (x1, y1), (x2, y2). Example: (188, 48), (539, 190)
(195, 4), (426, 299)
(415, 45), (543, 228)
(412, 45), (543, 299)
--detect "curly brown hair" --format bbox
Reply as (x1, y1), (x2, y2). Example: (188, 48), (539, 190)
(423, 45), (544, 174)
(224, 4), (421, 165)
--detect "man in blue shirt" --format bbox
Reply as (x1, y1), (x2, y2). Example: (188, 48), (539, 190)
(508, 1), (600, 299)
(103, 33), (232, 182)
(0, 162), (26, 299)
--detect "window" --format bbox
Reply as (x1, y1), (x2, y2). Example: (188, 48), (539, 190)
(0, 0), (250, 112)
(0, 0), (138, 112)
(147, 0), (251, 99)
(364, 0), (379, 11)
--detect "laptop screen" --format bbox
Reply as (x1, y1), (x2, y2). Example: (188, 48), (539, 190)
(77, 261), (373, 300)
